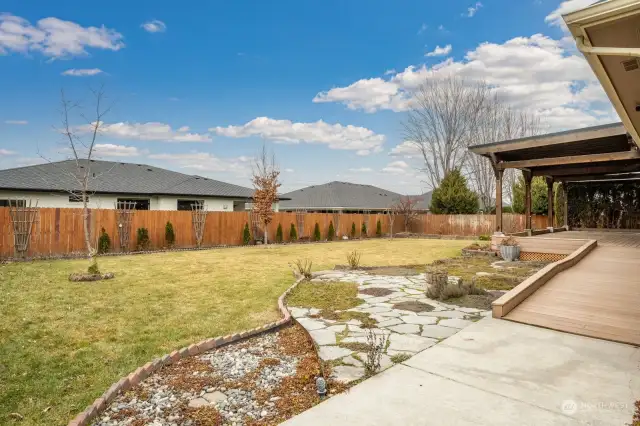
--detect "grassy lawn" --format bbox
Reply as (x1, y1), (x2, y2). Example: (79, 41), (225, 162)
(0, 238), (466, 425)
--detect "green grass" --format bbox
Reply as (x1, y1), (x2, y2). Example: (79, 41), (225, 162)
(0, 238), (466, 425)
(287, 281), (360, 311)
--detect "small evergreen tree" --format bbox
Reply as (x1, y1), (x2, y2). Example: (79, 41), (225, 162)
(97, 227), (111, 254)
(276, 223), (283, 243)
(136, 227), (150, 251)
(289, 223), (298, 241)
(165, 221), (175, 247)
(327, 221), (335, 241)
(361, 222), (367, 237)
(351, 222), (356, 239)
(313, 223), (321, 241)
(430, 169), (479, 214)
(242, 223), (251, 245)
(512, 176), (550, 215)
(376, 219), (382, 237)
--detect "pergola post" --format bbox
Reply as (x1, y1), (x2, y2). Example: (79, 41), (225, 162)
(563, 183), (569, 230)
(494, 168), (504, 234)
(546, 176), (554, 229)
(523, 170), (532, 235)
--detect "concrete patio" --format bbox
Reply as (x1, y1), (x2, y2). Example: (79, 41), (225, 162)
(283, 318), (640, 426)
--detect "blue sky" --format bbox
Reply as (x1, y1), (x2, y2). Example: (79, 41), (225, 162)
(0, 0), (615, 193)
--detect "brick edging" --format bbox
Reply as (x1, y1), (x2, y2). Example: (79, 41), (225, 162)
(67, 276), (305, 426)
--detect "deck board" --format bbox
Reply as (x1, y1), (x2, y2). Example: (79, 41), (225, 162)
(505, 239), (640, 346)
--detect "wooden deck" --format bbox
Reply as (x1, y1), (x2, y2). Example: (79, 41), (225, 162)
(504, 231), (640, 346)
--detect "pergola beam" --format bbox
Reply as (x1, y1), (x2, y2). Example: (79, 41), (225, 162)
(558, 172), (640, 182)
(532, 162), (640, 177)
(497, 150), (640, 170)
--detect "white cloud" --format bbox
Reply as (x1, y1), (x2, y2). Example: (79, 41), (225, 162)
(0, 148), (16, 155)
(313, 33), (617, 131)
(93, 144), (146, 157)
(77, 122), (212, 143)
(0, 14), (124, 58)
(212, 117), (385, 154)
(349, 167), (372, 172)
(389, 141), (421, 158)
(5, 120), (28, 125)
(465, 2), (483, 17)
(382, 160), (411, 175)
(141, 19), (166, 33)
(148, 152), (251, 175)
(61, 68), (103, 76)
(425, 44), (452, 57)
(545, 0), (594, 27)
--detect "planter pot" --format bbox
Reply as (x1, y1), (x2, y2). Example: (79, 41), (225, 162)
(499, 245), (521, 261)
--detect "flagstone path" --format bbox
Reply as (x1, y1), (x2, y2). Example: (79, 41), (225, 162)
(289, 270), (491, 383)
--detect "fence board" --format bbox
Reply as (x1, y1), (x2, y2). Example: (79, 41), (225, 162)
(0, 207), (546, 259)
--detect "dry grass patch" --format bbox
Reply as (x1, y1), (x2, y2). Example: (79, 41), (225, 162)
(0, 238), (465, 425)
(287, 281), (360, 312)
(392, 301), (435, 313)
(359, 287), (393, 297)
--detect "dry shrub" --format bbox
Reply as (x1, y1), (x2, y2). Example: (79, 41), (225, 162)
(440, 283), (466, 299)
(363, 329), (387, 376)
(290, 259), (312, 280)
(185, 405), (223, 426)
(425, 266), (448, 299)
(346, 250), (361, 270)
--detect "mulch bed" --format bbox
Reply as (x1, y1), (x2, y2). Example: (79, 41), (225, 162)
(391, 301), (435, 313)
(359, 288), (394, 297)
(93, 324), (348, 426)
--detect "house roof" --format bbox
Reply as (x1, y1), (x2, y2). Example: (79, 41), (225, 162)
(280, 181), (431, 211)
(0, 159), (256, 198)
(280, 181), (404, 210)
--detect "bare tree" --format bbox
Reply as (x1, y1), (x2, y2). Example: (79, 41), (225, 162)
(55, 87), (112, 272)
(467, 97), (541, 209)
(402, 75), (490, 190)
(386, 207), (397, 239)
(251, 144), (281, 245)
(391, 196), (420, 232)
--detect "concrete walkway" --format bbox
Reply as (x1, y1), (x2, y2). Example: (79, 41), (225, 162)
(283, 318), (640, 426)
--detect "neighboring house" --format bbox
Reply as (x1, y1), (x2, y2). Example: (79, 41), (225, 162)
(280, 181), (429, 213)
(0, 159), (279, 212)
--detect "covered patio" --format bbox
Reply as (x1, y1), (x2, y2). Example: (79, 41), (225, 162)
(469, 122), (640, 234)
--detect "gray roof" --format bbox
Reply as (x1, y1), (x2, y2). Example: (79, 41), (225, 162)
(280, 181), (415, 210)
(412, 191), (432, 211)
(0, 159), (255, 198)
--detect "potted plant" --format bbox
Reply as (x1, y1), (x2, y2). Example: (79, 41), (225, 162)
(499, 236), (521, 261)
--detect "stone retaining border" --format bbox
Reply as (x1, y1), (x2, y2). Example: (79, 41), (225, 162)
(67, 276), (305, 426)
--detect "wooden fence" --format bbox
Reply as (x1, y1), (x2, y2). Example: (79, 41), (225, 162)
(0, 208), (547, 259)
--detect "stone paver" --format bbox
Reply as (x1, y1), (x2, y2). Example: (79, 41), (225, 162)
(202, 391), (228, 404)
(289, 270), (490, 383)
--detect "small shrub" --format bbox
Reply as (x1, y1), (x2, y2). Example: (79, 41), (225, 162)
(390, 353), (411, 364)
(136, 227), (150, 251)
(87, 258), (100, 275)
(165, 221), (175, 247)
(242, 223), (251, 245)
(363, 328), (388, 376)
(327, 221), (335, 241)
(276, 223), (283, 243)
(361, 222), (367, 237)
(440, 282), (466, 300)
(97, 227), (111, 254)
(425, 266), (448, 299)
(313, 223), (321, 241)
(376, 219), (382, 237)
(500, 235), (519, 246)
(291, 258), (312, 279)
(351, 222), (356, 238)
(478, 234), (491, 241)
(289, 223), (298, 241)
(346, 250), (361, 270)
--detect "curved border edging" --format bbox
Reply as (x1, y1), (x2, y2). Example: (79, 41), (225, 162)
(491, 239), (597, 318)
(67, 276), (305, 426)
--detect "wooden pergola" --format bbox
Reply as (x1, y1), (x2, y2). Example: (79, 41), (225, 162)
(469, 122), (640, 233)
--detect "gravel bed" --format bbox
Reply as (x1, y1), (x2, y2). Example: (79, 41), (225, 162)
(93, 327), (315, 426)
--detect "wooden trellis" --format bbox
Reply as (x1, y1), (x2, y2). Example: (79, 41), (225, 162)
(8, 199), (38, 257)
(115, 200), (136, 251)
(332, 210), (342, 236)
(191, 201), (208, 247)
(248, 210), (262, 242)
(296, 209), (306, 237)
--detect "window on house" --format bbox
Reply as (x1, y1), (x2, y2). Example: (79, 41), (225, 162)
(69, 194), (88, 203)
(177, 200), (204, 211)
(0, 199), (26, 207)
(117, 198), (150, 210)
